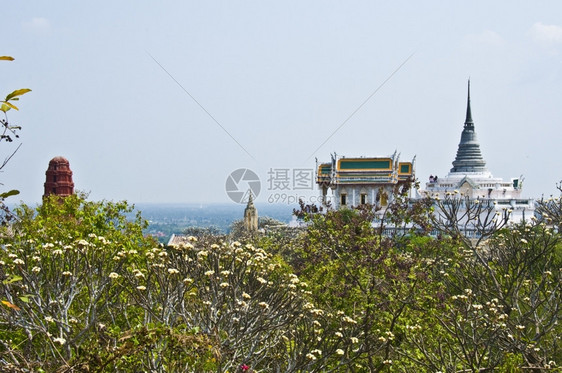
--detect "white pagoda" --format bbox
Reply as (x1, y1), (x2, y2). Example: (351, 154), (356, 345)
(421, 81), (534, 224)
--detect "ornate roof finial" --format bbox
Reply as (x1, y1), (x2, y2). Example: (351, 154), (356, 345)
(246, 189), (254, 207)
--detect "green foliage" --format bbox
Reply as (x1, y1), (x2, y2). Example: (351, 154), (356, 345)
(280, 190), (562, 371)
(0, 181), (561, 371)
(0, 194), (159, 370)
(0, 195), (357, 372)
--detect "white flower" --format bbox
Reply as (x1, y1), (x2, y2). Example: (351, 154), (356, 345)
(45, 316), (54, 323)
(53, 249), (63, 255)
(204, 270), (215, 276)
(62, 271), (72, 276)
(136, 286), (146, 291)
(221, 270), (231, 276)
(336, 349), (344, 355)
(257, 277), (267, 284)
(13, 258), (24, 265)
(32, 266), (41, 273)
(53, 337), (66, 345)
(306, 353), (317, 360)
(220, 282), (229, 288)
(516, 325), (525, 330)
(167, 268), (179, 275)
(197, 250), (208, 257)
(335, 331), (343, 338)
(242, 292), (251, 299)
(183, 277), (193, 284)
(350, 337), (359, 344)
(109, 272), (120, 279)
(258, 302), (269, 310)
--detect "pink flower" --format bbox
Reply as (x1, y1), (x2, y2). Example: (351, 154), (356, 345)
(240, 364), (250, 372)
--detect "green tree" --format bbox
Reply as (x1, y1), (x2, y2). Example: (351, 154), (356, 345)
(0, 194), (162, 370)
(0, 195), (358, 372)
(288, 189), (449, 371)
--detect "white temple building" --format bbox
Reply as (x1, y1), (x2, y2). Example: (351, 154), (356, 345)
(316, 152), (415, 210)
(421, 81), (534, 224)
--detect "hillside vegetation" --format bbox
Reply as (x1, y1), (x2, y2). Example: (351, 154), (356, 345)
(0, 187), (560, 372)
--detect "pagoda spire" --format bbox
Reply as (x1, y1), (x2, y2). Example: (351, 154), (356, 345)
(450, 80), (488, 174)
(465, 79), (473, 126)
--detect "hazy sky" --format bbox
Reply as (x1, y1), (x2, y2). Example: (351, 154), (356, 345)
(4, 1), (562, 204)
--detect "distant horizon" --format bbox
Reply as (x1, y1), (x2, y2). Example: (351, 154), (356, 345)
(9, 182), (558, 208)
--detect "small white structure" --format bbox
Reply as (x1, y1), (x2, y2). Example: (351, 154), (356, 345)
(421, 81), (534, 224)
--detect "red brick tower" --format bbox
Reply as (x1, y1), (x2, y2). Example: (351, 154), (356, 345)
(43, 156), (75, 198)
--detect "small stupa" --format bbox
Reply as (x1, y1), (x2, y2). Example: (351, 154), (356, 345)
(243, 191), (258, 232)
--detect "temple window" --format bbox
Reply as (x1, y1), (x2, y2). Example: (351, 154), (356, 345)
(360, 193), (367, 205)
(340, 194), (347, 206)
